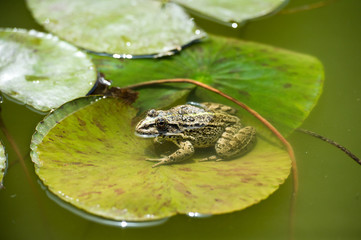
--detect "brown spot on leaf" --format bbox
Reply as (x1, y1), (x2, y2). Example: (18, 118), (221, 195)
(78, 191), (101, 197)
(283, 83), (292, 88)
(77, 117), (86, 126)
(238, 90), (250, 98)
(94, 120), (105, 132)
(197, 184), (214, 190)
(179, 167), (192, 172)
(114, 188), (125, 195)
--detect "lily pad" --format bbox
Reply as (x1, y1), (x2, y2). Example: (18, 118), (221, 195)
(26, 0), (206, 57)
(173, 0), (288, 26)
(0, 141), (6, 188)
(0, 28), (96, 112)
(92, 35), (324, 136)
(31, 96), (291, 221)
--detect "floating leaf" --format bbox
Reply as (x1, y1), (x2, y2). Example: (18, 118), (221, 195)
(0, 28), (96, 112)
(0, 141), (6, 188)
(31, 96), (291, 221)
(173, 0), (288, 26)
(92, 35), (324, 136)
(26, 0), (206, 56)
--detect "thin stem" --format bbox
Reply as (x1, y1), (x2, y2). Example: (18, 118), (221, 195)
(298, 128), (361, 165)
(279, 0), (337, 14)
(124, 78), (298, 236)
(0, 107), (52, 239)
(0, 115), (33, 186)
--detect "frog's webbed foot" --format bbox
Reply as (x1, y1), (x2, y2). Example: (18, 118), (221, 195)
(199, 155), (223, 162)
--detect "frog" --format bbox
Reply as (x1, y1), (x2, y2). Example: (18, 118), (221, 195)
(135, 102), (256, 167)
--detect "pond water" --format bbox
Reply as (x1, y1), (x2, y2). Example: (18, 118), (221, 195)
(0, 0), (361, 239)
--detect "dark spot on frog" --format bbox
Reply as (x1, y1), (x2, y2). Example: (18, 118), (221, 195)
(283, 83), (292, 88)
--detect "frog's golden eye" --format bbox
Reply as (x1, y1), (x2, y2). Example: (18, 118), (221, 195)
(147, 109), (157, 117)
(155, 118), (168, 130)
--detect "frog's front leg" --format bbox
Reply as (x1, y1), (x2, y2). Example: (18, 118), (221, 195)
(147, 140), (195, 167)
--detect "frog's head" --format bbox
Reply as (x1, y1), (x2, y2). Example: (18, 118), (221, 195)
(135, 109), (172, 138)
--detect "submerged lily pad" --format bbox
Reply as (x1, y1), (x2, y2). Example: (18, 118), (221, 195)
(0, 28), (96, 112)
(26, 0), (206, 56)
(31, 96), (291, 221)
(92, 35), (324, 136)
(0, 141), (6, 188)
(173, 0), (288, 26)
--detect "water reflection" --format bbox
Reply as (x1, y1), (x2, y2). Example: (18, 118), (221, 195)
(42, 182), (169, 228)
(39, 179), (214, 228)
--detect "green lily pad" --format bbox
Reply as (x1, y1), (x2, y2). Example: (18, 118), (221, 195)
(26, 0), (206, 56)
(0, 28), (96, 112)
(173, 0), (288, 26)
(92, 35), (324, 136)
(0, 141), (6, 188)
(31, 96), (291, 221)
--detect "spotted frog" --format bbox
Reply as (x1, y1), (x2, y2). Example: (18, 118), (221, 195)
(135, 102), (256, 167)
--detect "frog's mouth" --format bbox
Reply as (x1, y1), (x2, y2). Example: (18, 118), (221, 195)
(134, 131), (159, 138)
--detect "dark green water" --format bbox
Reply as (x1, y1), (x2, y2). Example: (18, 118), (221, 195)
(0, 0), (361, 239)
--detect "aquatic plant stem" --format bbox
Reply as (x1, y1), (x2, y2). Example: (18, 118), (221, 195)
(0, 110), (52, 239)
(123, 78), (298, 233)
(298, 128), (361, 165)
(0, 115), (33, 186)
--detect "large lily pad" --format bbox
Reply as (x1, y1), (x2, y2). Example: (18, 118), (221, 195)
(92, 35), (324, 136)
(173, 0), (288, 26)
(31, 96), (291, 221)
(26, 0), (206, 57)
(0, 28), (96, 112)
(0, 141), (6, 188)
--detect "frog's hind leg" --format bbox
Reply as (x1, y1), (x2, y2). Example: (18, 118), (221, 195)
(215, 125), (256, 160)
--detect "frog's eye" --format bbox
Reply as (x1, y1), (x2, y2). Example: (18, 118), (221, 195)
(147, 109), (157, 117)
(155, 118), (168, 130)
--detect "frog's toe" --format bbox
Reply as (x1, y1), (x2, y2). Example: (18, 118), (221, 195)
(151, 161), (168, 168)
(146, 158), (164, 162)
(146, 158), (169, 167)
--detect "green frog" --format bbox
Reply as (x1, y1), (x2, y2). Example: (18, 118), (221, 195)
(135, 102), (256, 167)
